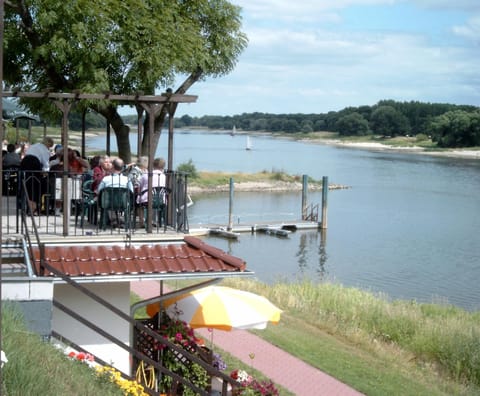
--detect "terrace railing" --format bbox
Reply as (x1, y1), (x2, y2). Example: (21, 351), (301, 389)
(1, 168), (190, 236)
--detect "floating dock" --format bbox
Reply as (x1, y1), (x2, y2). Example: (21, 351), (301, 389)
(194, 220), (321, 240)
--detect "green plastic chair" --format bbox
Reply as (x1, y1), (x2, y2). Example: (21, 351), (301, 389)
(98, 187), (133, 231)
(140, 186), (169, 232)
(75, 179), (97, 228)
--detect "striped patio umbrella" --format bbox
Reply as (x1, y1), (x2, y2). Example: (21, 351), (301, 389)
(146, 286), (282, 331)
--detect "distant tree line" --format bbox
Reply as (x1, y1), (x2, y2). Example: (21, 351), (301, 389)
(27, 99), (478, 149)
(173, 100), (480, 148)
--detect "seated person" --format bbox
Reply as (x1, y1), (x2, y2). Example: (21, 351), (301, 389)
(20, 136), (54, 214)
(97, 158), (134, 193)
(97, 158), (134, 228)
(137, 157), (166, 204)
(3, 143), (21, 168)
(137, 157), (166, 227)
(67, 148), (90, 176)
(92, 155), (112, 193)
(125, 156), (148, 194)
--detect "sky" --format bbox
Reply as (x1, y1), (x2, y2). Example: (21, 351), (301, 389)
(173, 0), (480, 117)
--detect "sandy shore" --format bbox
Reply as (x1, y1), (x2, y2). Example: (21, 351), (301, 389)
(188, 180), (349, 194)
(311, 139), (480, 159)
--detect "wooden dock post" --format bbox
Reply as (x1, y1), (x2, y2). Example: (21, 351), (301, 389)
(321, 176), (328, 229)
(227, 177), (234, 231)
(302, 174), (308, 220)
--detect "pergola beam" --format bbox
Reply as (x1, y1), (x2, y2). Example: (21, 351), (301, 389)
(2, 90), (197, 236)
(2, 91), (197, 104)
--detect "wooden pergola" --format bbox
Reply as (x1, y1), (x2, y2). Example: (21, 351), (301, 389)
(1, 91), (197, 235)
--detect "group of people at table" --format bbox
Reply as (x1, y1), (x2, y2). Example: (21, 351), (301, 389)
(11, 136), (166, 228)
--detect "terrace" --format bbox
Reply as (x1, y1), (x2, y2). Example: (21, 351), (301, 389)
(1, 93), (255, 395)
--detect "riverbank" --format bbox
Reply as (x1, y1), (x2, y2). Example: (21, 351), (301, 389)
(186, 128), (480, 160)
(323, 140), (480, 159)
(187, 170), (350, 194)
(81, 127), (480, 160)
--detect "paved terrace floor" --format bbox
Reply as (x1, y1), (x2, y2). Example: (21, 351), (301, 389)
(131, 280), (364, 396)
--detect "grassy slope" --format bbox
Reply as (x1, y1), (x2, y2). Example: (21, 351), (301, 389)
(219, 278), (480, 396)
(1, 302), (123, 396)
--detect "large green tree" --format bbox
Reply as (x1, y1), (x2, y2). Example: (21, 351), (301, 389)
(4, 0), (247, 162)
(428, 110), (480, 148)
(370, 105), (411, 137)
(335, 112), (370, 136)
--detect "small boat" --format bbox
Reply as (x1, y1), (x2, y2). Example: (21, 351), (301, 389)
(246, 135), (252, 150)
(230, 125), (236, 137)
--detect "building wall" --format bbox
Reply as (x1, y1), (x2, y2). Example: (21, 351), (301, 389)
(53, 282), (131, 374)
(1, 278), (54, 338)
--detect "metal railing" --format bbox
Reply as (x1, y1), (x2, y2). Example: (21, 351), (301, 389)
(10, 203), (238, 395)
(1, 169), (191, 236)
(302, 202), (319, 222)
(40, 257), (240, 395)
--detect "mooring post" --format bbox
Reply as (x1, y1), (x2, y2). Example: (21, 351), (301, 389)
(321, 176), (328, 229)
(302, 174), (308, 220)
(227, 177), (234, 231)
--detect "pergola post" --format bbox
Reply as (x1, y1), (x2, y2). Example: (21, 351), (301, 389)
(2, 90), (197, 236)
(140, 103), (164, 234)
(136, 104), (144, 160)
(53, 99), (73, 236)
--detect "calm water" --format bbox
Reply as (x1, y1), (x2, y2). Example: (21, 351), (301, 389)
(89, 131), (480, 311)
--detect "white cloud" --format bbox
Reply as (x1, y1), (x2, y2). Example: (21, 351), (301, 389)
(452, 16), (480, 42)
(174, 1), (480, 117)
(412, 0), (480, 11)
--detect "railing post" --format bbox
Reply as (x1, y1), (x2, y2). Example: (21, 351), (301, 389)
(302, 174), (308, 220)
(321, 176), (328, 229)
(227, 177), (234, 231)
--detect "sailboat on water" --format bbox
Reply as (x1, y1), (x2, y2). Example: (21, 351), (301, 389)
(246, 135), (252, 150)
(230, 125), (236, 137)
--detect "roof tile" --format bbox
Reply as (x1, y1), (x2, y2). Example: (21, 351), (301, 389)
(32, 237), (247, 278)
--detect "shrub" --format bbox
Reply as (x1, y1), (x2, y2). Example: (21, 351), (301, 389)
(176, 159), (199, 179)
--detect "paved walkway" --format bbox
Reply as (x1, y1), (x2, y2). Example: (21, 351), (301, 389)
(131, 280), (364, 396)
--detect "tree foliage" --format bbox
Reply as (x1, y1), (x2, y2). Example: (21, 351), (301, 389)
(370, 105), (410, 137)
(174, 100), (479, 148)
(428, 110), (480, 148)
(335, 112), (370, 136)
(4, 0), (247, 162)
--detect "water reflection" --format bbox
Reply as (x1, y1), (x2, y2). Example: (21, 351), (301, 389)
(295, 233), (308, 272)
(294, 231), (328, 280)
(318, 230), (327, 279)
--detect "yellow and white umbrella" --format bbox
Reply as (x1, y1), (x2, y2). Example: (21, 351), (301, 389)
(146, 286), (282, 331)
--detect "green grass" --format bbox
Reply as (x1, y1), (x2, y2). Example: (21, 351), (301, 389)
(5, 278), (479, 396)
(213, 278), (480, 396)
(1, 302), (124, 396)
(189, 170), (321, 188)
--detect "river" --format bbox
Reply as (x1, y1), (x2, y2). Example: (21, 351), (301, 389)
(88, 130), (480, 311)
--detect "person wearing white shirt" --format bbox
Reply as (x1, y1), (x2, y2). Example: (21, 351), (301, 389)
(136, 157), (166, 228)
(97, 158), (134, 229)
(24, 136), (54, 171)
(97, 158), (134, 193)
(19, 136), (54, 214)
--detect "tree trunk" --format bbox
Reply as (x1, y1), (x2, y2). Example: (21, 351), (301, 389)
(99, 105), (132, 163)
(141, 68), (204, 158)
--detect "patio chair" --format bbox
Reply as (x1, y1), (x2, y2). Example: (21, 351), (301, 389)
(74, 179), (97, 228)
(98, 187), (134, 231)
(140, 186), (169, 232)
(2, 166), (19, 196)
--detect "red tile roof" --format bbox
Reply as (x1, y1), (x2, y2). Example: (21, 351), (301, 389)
(32, 236), (247, 278)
